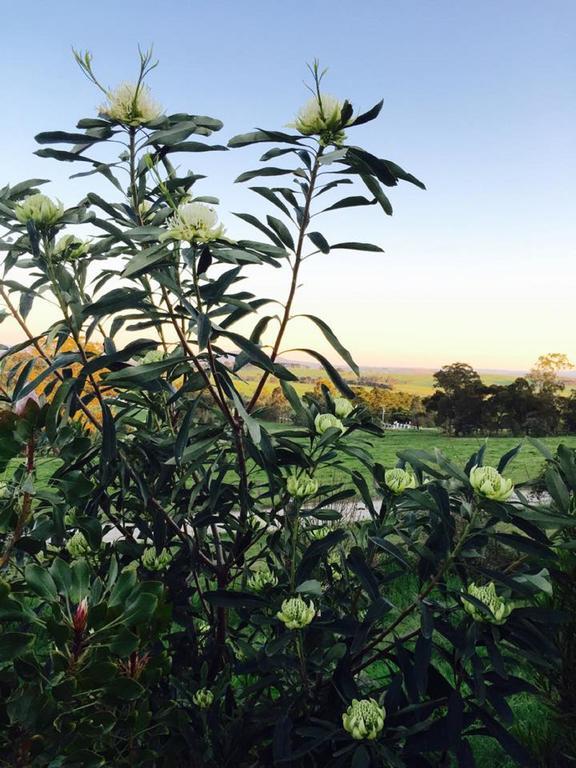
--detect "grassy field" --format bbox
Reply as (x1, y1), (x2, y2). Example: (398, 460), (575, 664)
(262, 426), (576, 487)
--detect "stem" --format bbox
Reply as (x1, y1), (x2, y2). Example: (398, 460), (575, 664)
(247, 146), (324, 412)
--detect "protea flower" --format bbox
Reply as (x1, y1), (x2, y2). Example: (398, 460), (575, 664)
(276, 597), (315, 630)
(463, 581), (514, 625)
(286, 473), (319, 499)
(66, 531), (91, 559)
(314, 413), (345, 435)
(100, 82), (163, 126)
(192, 688), (214, 710)
(384, 468), (417, 494)
(333, 397), (354, 418)
(342, 698), (386, 740)
(163, 202), (225, 243)
(142, 546), (172, 572)
(15, 193), (63, 227)
(290, 93), (349, 146)
(248, 565), (278, 592)
(469, 465), (514, 502)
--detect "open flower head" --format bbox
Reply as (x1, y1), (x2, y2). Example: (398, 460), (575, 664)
(15, 194), (63, 228)
(342, 698), (386, 740)
(384, 468), (416, 495)
(314, 413), (345, 435)
(248, 565), (278, 592)
(469, 466), (514, 502)
(463, 581), (513, 625)
(290, 93), (348, 146)
(142, 546), (172, 572)
(163, 202), (225, 243)
(100, 82), (163, 126)
(192, 688), (214, 710)
(333, 397), (354, 419)
(66, 531), (91, 559)
(276, 597), (315, 630)
(286, 473), (319, 499)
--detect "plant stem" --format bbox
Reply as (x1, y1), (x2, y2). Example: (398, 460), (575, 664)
(247, 146), (324, 412)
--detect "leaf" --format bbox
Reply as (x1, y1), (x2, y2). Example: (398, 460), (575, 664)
(266, 215), (295, 251)
(307, 232), (330, 253)
(347, 547), (379, 600)
(228, 129), (302, 148)
(369, 536), (411, 569)
(322, 195), (376, 212)
(297, 315), (359, 375)
(348, 99), (384, 127)
(361, 174), (393, 215)
(330, 242), (383, 252)
(290, 348), (356, 398)
(235, 167), (298, 184)
(296, 580), (323, 596)
(0, 632), (34, 661)
(35, 130), (107, 145)
(205, 590), (268, 609)
(25, 564), (58, 601)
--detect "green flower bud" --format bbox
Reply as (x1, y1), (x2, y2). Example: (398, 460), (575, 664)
(66, 531), (91, 559)
(15, 194), (63, 227)
(248, 565), (278, 592)
(314, 413), (345, 435)
(286, 473), (319, 499)
(53, 234), (89, 261)
(142, 546), (172, 572)
(333, 397), (354, 419)
(469, 466), (514, 502)
(276, 597), (315, 630)
(192, 687), (214, 710)
(342, 698), (386, 740)
(327, 551), (343, 582)
(384, 468), (416, 494)
(308, 525), (331, 541)
(99, 82), (163, 126)
(463, 581), (513, 625)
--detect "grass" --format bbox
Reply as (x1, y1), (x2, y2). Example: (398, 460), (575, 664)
(261, 425), (576, 487)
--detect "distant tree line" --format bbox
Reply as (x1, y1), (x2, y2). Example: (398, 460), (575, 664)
(425, 354), (576, 436)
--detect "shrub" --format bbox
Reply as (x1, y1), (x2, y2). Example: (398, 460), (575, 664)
(0, 50), (571, 767)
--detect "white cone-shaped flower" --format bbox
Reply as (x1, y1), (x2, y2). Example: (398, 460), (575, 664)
(100, 82), (163, 126)
(15, 194), (63, 227)
(163, 202), (225, 243)
(276, 597), (315, 630)
(342, 698), (385, 740)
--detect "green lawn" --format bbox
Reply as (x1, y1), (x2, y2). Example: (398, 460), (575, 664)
(261, 426), (576, 487)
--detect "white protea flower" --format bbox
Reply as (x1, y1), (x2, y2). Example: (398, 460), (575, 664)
(141, 546), (172, 572)
(333, 397), (354, 419)
(290, 93), (348, 145)
(163, 202), (225, 243)
(342, 698), (386, 740)
(66, 531), (91, 559)
(384, 468), (417, 495)
(99, 82), (163, 126)
(15, 194), (63, 228)
(286, 473), (319, 499)
(53, 234), (89, 261)
(192, 687), (214, 710)
(469, 466), (514, 502)
(314, 413), (345, 435)
(248, 565), (278, 592)
(463, 581), (514, 625)
(276, 597), (315, 630)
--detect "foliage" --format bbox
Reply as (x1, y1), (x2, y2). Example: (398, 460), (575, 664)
(426, 361), (574, 437)
(0, 50), (573, 767)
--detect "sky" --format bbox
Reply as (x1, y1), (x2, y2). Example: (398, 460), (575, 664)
(1, 0), (574, 371)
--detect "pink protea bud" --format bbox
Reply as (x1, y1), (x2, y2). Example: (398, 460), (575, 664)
(13, 391), (40, 417)
(72, 598), (89, 633)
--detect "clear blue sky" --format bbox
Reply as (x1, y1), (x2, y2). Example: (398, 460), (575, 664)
(2, 0), (574, 370)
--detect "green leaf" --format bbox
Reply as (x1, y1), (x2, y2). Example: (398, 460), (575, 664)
(361, 174), (393, 215)
(322, 196), (376, 212)
(330, 242), (383, 252)
(266, 215), (295, 251)
(205, 590), (268, 609)
(296, 580), (323, 596)
(348, 99), (384, 127)
(291, 348), (356, 398)
(235, 167), (299, 184)
(297, 315), (359, 375)
(25, 564), (58, 601)
(0, 632), (34, 661)
(307, 232), (330, 253)
(228, 130), (301, 148)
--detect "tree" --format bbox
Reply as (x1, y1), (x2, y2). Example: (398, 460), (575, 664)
(426, 362), (487, 435)
(528, 352), (574, 395)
